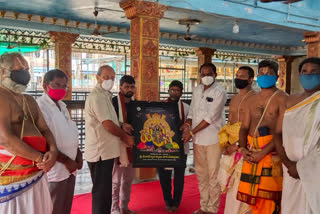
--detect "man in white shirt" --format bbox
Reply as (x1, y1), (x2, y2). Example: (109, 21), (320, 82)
(84, 65), (134, 214)
(37, 69), (83, 214)
(182, 63), (227, 214)
(158, 80), (190, 213)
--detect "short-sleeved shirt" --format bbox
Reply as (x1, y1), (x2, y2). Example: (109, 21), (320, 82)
(84, 85), (120, 162)
(187, 82), (227, 145)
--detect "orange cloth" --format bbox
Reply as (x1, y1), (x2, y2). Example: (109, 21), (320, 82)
(237, 135), (282, 214)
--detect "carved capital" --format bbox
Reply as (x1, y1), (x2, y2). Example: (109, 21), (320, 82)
(303, 32), (320, 44)
(194, 47), (216, 57)
(49, 31), (79, 43)
(277, 56), (295, 94)
(120, 0), (168, 19)
(303, 32), (320, 57)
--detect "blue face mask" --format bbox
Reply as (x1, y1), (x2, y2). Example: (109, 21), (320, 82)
(257, 75), (277, 88)
(299, 73), (320, 91)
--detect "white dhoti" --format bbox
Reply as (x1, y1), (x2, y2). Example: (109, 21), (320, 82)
(217, 152), (250, 214)
(282, 91), (320, 214)
(0, 172), (53, 214)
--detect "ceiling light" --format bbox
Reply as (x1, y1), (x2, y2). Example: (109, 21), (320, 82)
(233, 21), (239, 34)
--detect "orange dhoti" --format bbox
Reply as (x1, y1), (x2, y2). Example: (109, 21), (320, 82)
(237, 135), (282, 214)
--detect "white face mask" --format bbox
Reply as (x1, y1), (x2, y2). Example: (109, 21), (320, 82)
(101, 79), (114, 91)
(201, 76), (214, 86)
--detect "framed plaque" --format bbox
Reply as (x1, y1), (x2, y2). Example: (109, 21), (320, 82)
(127, 101), (186, 168)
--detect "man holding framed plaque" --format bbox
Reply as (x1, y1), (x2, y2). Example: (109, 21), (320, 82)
(157, 80), (190, 213)
(127, 80), (187, 169)
(181, 63), (227, 214)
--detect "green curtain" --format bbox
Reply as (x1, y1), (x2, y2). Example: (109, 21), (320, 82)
(0, 42), (40, 55)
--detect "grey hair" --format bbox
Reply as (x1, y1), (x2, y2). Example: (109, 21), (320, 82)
(97, 65), (114, 76)
(0, 52), (28, 93)
(0, 52), (24, 70)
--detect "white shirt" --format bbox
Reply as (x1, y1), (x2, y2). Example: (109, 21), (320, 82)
(179, 100), (190, 154)
(37, 93), (79, 182)
(84, 85), (121, 162)
(187, 82), (227, 145)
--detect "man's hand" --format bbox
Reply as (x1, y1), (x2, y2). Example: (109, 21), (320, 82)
(122, 123), (134, 135)
(36, 150), (57, 172)
(221, 145), (228, 155)
(121, 134), (134, 148)
(240, 148), (252, 162)
(248, 150), (265, 163)
(287, 161), (300, 179)
(180, 124), (190, 133)
(181, 130), (192, 144)
(64, 158), (79, 173)
(75, 149), (83, 170)
(226, 144), (238, 155)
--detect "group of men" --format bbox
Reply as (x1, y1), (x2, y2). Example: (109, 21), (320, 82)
(84, 58), (320, 214)
(0, 51), (319, 214)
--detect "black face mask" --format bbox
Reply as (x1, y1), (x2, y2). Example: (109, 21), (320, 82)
(234, 78), (249, 89)
(10, 69), (31, 86)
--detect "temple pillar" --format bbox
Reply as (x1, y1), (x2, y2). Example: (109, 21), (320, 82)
(49, 31), (79, 100)
(120, 0), (168, 180)
(303, 32), (320, 57)
(277, 56), (294, 94)
(194, 47), (216, 83)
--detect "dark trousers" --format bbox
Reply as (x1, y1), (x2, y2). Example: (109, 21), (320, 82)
(48, 175), (76, 214)
(88, 158), (114, 214)
(157, 157), (187, 208)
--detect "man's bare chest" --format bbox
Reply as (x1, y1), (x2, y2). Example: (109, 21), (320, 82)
(251, 100), (278, 122)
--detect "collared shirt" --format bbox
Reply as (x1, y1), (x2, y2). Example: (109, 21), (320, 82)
(84, 84), (120, 162)
(187, 82), (227, 145)
(37, 93), (79, 182)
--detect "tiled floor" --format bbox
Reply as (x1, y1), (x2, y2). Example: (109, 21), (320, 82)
(74, 142), (195, 195)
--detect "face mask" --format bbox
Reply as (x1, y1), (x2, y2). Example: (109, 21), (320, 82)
(101, 79), (114, 91)
(10, 69), (31, 86)
(234, 78), (249, 89)
(257, 75), (277, 88)
(201, 76), (214, 86)
(47, 85), (66, 101)
(299, 73), (320, 91)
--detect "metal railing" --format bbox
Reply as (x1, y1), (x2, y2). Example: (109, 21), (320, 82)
(28, 91), (234, 152)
